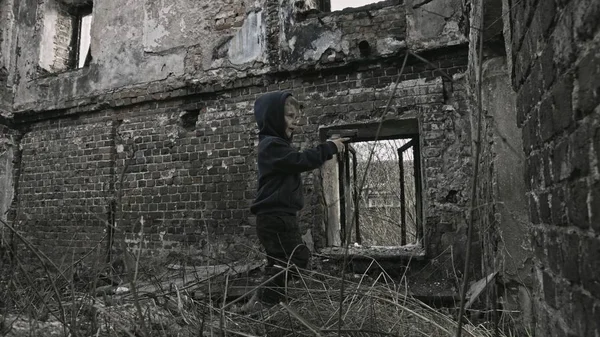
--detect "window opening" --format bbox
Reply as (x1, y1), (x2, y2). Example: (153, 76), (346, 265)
(328, 0), (383, 11)
(77, 13), (93, 68)
(336, 137), (423, 247)
(70, 5), (93, 69)
(39, 1), (93, 73)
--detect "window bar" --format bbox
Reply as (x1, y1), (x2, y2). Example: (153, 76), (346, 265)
(338, 152), (346, 245)
(398, 148), (406, 246)
(398, 139), (415, 246)
(349, 146), (360, 245)
(344, 145), (352, 244)
(69, 14), (82, 69)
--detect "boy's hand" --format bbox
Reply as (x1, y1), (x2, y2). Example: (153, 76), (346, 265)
(329, 137), (350, 153)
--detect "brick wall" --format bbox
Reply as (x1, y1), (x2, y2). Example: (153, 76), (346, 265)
(214, 1), (247, 31)
(113, 102), (257, 260)
(51, 3), (74, 71)
(15, 115), (114, 258)
(509, 0), (600, 335)
(11, 48), (472, 263)
(420, 73), (473, 261)
(38, 0), (75, 74)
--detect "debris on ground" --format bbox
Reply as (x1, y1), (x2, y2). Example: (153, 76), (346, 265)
(1, 253), (507, 337)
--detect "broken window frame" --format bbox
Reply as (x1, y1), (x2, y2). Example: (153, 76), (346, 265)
(67, 4), (93, 70)
(397, 138), (423, 245)
(338, 144), (358, 245)
(319, 119), (424, 250)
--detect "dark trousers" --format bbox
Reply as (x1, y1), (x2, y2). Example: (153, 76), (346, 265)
(255, 212), (310, 304)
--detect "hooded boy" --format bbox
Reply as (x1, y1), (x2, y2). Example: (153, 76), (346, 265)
(242, 91), (347, 312)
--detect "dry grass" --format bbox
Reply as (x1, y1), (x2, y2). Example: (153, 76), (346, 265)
(0, 248), (508, 337)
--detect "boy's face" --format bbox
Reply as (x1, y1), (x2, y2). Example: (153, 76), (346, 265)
(284, 101), (300, 139)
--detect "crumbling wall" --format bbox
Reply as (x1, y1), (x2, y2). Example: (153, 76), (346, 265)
(0, 0), (16, 116)
(0, 124), (15, 220)
(12, 49), (471, 261)
(423, 73), (473, 267)
(463, 0), (535, 330)
(405, 0), (468, 51)
(0, 0), (17, 254)
(12, 0), (269, 111)
(477, 56), (534, 330)
(278, 0), (406, 69)
(505, 0), (600, 335)
(8, 0), (478, 265)
(0, 123), (17, 253)
(38, 0), (74, 73)
(12, 0), (470, 114)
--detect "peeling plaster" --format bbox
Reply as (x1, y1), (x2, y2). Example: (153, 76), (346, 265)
(1, 0), (16, 71)
(143, 1), (192, 53)
(405, 0), (467, 50)
(376, 37), (407, 55)
(227, 10), (267, 65)
(303, 30), (349, 61)
(143, 3), (175, 52)
(38, 0), (59, 71)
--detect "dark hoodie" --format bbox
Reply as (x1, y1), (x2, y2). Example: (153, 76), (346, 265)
(250, 91), (338, 215)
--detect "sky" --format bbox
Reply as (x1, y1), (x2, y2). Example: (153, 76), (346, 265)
(331, 0), (382, 11)
(353, 139), (414, 162)
(78, 14), (92, 68)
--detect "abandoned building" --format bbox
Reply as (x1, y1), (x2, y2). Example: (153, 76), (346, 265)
(0, 0), (598, 335)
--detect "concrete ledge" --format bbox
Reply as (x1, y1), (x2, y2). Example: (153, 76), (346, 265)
(320, 245), (426, 260)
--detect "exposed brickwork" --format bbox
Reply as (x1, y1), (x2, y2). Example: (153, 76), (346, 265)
(10, 50), (471, 262)
(281, 1), (405, 67)
(37, 0), (76, 74)
(420, 77), (473, 261)
(15, 115), (115, 256)
(214, 1), (247, 31)
(51, 3), (74, 72)
(266, 0), (280, 64)
(113, 102), (256, 258)
(510, 0), (600, 335)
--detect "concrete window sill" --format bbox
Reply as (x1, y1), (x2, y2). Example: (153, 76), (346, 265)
(319, 244), (426, 260)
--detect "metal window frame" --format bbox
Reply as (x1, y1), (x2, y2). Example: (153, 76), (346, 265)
(67, 4), (93, 69)
(337, 136), (423, 247)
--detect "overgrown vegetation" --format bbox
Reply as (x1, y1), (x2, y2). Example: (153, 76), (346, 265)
(0, 235), (509, 337)
(0, 3), (531, 334)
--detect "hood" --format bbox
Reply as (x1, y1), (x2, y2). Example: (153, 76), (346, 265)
(254, 91), (293, 141)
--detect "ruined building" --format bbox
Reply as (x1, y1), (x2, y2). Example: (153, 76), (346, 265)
(0, 0), (598, 336)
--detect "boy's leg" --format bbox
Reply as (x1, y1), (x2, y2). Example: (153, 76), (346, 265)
(255, 213), (310, 304)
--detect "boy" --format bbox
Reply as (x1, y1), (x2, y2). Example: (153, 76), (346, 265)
(240, 91), (348, 312)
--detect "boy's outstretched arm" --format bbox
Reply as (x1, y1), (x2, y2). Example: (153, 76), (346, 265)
(266, 138), (349, 173)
